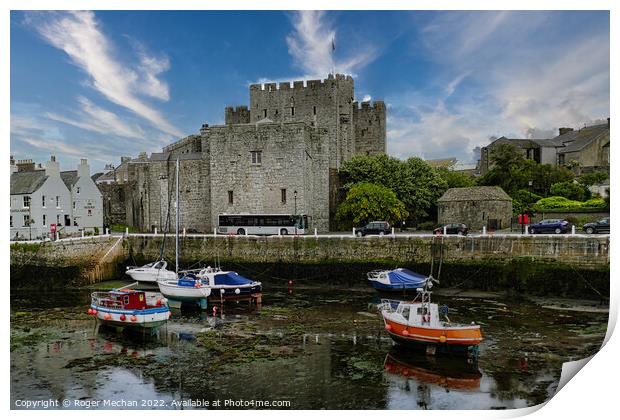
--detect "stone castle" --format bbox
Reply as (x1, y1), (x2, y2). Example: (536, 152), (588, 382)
(100, 74), (386, 232)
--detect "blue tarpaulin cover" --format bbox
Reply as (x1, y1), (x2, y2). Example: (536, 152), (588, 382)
(386, 268), (429, 288)
(214, 272), (255, 286)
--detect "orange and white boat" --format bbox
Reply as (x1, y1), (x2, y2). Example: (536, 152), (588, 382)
(379, 283), (482, 355)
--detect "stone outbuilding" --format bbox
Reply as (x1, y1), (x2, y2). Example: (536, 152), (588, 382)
(437, 186), (513, 231)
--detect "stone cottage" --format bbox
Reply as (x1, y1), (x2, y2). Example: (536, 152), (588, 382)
(437, 186), (513, 230)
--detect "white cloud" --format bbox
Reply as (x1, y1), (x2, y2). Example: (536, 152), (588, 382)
(45, 96), (146, 139)
(285, 11), (377, 78)
(28, 11), (182, 137)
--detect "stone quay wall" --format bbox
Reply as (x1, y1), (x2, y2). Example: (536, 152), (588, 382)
(125, 234), (609, 269)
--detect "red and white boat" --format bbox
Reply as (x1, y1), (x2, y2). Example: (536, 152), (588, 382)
(379, 283), (482, 355)
(89, 286), (171, 332)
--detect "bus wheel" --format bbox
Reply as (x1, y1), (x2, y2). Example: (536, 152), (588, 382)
(237, 228), (246, 235)
(280, 229), (288, 235)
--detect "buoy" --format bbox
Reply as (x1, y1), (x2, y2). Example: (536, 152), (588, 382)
(401, 329), (409, 336)
(87, 308), (93, 315)
(104, 313), (112, 320)
(235, 288), (240, 295)
(384, 324), (392, 331)
(194, 283), (201, 288)
(439, 335), (447, 343)
(92, 309), (97, 315)
(156, 299), (162, 306)
(130, 315), (137, 322)
(120, 314), (127, 321)
(288, 280), (293, 285)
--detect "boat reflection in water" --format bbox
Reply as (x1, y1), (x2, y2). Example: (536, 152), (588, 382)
(383, 348), (482, 391)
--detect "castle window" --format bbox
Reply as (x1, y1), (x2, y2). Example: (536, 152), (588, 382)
(43, 214), (47, 226)
(291, 107), (295, 116)
(281, 189), (287, 204)
(56, 196), (60, 207)
(228, 190), (234, 205)
(251, 151), (262, 165)
(313, 106), (316, 115)
(42, 195), (46, 207)
(263, 109), (267, 118)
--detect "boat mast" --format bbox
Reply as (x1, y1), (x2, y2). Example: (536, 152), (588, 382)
(175, 158), (180, 275)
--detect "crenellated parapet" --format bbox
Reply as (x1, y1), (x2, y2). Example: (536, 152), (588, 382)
(224, 105), (251, 124)
(249, 73), (353, 93)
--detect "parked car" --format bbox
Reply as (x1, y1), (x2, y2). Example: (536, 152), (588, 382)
(434, 223), (468, 236)
(583, 218), (610, 234)
(529, 219), (570, 234)
(355, 221), (391, 237)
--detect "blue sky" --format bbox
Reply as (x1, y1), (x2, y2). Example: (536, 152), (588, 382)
(10, 10), (609, 173)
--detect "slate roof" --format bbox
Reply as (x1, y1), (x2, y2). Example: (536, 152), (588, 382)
(426, 157), (457, 169)
(438, 186), (512, 202)
(556, 124), (609, 153)
(60, 170), (78, 190)
(10, 170), (47, 195)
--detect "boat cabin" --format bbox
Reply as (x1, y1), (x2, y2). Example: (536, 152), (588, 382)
(395, 302), (441, 327)
(108, 290), (148, 310)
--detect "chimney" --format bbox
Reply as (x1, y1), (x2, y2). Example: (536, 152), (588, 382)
(10, 155), (17, 174)
(17, 159), (35, 172)
(45, 155), (60, 177)
(559, 127), (574, 136)
(77, 158), (90, 178)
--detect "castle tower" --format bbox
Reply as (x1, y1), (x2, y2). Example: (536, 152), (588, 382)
(248, 74), (356, 169)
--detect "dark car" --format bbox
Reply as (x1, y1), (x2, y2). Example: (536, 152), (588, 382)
(434, 223), (468, 236)
(529, 219), (570, 234)
(583, 218), (610, 234)
(355, 221), (391, 237)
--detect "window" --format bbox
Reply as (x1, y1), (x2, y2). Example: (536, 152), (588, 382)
(73, 201), (76, 210)
(42, 195), (46, 207)
(291, 107), (295, 116)
(228, 190), (234, 205)
(76, 187), (80, 194)
(43, 214), (47, 226)
(23, 196), (30, 208)
(313, 106), (316, 115)
(87, 209), (92, 216)
(251, 151), (262, 164)
(281, 189), (287, 204)
(56, 196), (60, 207)
(57, 214), (61, 225)
(23, 215), (30, 227)
(263, 109), (267, 118)
(10, 216), (13, 227)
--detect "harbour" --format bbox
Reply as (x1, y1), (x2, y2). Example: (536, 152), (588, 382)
(10, 276), (607, 409)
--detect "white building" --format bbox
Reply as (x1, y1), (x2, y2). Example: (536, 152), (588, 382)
(10, 156), (103, 240)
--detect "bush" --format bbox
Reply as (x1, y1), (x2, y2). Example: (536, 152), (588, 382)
(583, 198), (607, 208)
(533, 196), (609, 212)
(550, 181), (588, 201)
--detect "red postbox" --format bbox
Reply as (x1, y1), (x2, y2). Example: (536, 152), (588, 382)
(50, 223), (57, 234)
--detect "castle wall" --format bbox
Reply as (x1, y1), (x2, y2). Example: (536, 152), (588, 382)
(163, 135), (202, 156)
(205, 122), (330, 232)
(353, 101), (387, 156)
(225, 106), (251, 124)
(249, 74), (355, 169)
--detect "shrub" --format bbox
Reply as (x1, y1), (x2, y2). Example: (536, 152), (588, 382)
(550, 181), (588, 201)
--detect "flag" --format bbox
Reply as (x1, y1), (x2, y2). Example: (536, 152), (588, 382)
(332, 37), (335, 52)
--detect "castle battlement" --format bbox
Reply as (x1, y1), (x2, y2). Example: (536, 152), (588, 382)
(353, 100), (386, 111)
(249, 74), (354, 92)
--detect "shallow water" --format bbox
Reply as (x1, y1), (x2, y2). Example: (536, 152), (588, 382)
(10, 283), (608, 410)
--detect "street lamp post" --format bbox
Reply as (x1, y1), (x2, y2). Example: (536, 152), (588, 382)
(294, 190), (298, 235)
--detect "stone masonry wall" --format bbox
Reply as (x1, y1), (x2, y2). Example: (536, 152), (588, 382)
(225, 106), (251, 124)
(438, 200), (513, 230)
(205, 122), (330, 232)
(352, 101), (387, 156)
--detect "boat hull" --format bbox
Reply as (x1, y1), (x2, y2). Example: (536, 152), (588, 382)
(157, 282), (211, 302)
(383, 316), (482, 351)
(126, 269), (177, 283)
(91, 305), (170, 331)
(369, 280), (419, 291)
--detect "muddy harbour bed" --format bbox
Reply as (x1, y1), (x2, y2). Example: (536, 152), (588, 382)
(10, 276), (608, 410)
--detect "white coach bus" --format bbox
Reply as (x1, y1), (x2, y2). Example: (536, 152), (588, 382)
(217, 214), (310, 235)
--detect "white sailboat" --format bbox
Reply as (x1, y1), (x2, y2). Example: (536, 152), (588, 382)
(156, 158), (211, 307)
(125, 260), (177, 283)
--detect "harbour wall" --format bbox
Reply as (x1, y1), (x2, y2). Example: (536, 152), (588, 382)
(10, 234), (609, 298)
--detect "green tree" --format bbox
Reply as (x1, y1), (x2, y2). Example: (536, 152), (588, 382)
(435, 168), (475, 188)
(578, 172), (608, 187)
(550, 181), (588, 201)
(339, 154), (447, 223)
(335, 182), (408, 229)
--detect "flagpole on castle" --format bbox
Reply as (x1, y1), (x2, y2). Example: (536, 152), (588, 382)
(331, 36), (336, 76)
